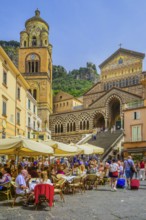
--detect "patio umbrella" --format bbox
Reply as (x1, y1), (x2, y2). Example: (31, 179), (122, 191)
(0, 136), (54, 156)
(83, 143), (104, 154)
(70, 143), (104, 155)
(43, 140), (83, 157)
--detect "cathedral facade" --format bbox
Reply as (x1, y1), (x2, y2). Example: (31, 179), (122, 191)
(18, 9), (53, 139)
(50, 48), (145, 143)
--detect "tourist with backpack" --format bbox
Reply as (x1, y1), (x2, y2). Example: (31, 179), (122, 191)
(123, 156), (136, 189)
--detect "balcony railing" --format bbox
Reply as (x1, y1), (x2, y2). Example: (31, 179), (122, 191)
(124, 100), (144, 110)
(124, 137), (146, 142)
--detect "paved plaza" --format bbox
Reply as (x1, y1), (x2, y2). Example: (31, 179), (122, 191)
(0, 181), (146, 220)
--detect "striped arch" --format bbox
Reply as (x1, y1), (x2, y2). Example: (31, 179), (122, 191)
(52, 116), (64, 134)
(65, 114), (78, 132)
(91, 110), (106, 129)
(91, 110), (106, 119)
(78, 112), (91, 131)
(105, 94), (123, 118)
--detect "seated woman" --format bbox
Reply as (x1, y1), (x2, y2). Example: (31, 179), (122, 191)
(72, 163), (82, 176)
(79, 164), (87, 175)
(87, 164), (97, 174)
(57, 165), (65, 175)
(40, 171), (52, 185)
(0, 167), (12, 184)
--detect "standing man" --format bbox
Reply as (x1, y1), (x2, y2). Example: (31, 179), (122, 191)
(124, 156), (135, 188)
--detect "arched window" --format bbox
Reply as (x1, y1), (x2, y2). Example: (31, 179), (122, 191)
(70, 123), (73, 132)
(45, 40), (47, 45)
(55, 125), (57, 133)
(73, 122), (76, 131)
(33, 89), (37, 100)
(26, 54), (40, 73)
(24, 41), (26, 47)
(80, 122), (82, 130)
(132, 77), (135, 85)
(116, 81), (119, 87)
(83, 121), (86, 130)
(104, 84), (107, 90)
(119, 80), (121, 87)
(61, 124), (63, 133)
(87, 121), (89, 130)
(107, 83), (109, 90)
(32, 36), (37, 46)
(58, 124), (60, 133)
(135, 76), (139, 84)
(67, 123), (69, 132)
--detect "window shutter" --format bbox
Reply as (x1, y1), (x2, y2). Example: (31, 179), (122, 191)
(132, 126), (137, 141)
(132, 112), (135, 120)
(137, 112), (141, 119)
(137, 126), (141, 141)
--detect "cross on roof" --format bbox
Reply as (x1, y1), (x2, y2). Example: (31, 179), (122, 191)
(119, 43), (122, 48)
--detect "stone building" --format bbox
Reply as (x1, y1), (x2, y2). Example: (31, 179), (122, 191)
(18, 9), (53, 139)
(0, 46), (29, 138)
(50, 48), (145, 143)
(26, 91), (42, 140)
(53, 91), (83, 114)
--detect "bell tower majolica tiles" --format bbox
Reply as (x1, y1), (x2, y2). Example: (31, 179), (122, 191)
(18, 9), (53, 139)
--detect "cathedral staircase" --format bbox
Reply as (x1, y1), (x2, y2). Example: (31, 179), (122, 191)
(87, 130), (124, 161)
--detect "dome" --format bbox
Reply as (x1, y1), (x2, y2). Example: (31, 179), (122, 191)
(25, 9), (49, 29)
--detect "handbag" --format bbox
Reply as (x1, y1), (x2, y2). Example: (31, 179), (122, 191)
(112, 171), (118, 177)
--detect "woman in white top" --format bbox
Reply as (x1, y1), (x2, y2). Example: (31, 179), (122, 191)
(109, 159), (119, 191)
(40, 171), (52, 185)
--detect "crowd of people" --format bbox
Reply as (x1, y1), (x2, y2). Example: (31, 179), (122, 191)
(0, 155), (146, 203)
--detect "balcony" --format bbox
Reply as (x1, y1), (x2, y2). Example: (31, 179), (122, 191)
(124, 100), (144, 110)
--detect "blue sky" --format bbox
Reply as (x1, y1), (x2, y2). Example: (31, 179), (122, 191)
(1, 0), (146, 72)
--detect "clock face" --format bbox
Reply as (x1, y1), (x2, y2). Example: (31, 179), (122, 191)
(31, 54), (35, 60)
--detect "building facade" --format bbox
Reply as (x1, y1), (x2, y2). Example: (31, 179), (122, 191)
(123, 77), (146, 158)
(26, 91), (42, 139)
(50, 48), (145, 143)
(18, 9), (53, 139)
(53, 91), (83, 114)
(0, 46), (29, 138)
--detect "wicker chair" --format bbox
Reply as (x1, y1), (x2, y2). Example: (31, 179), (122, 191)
(54, 178), (66, 202)
(11, 181), (27, 208)
(0, 182), (12, 201)
(68, 176), (82, 194)
(80, 175), (87, 193)
(85, 174), (98, 190)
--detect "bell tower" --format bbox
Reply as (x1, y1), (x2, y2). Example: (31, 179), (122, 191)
(18, 9), (53, 139)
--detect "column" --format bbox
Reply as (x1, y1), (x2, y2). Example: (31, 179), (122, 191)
(121, 115), (123, 130)
(105, 117), (108, 129)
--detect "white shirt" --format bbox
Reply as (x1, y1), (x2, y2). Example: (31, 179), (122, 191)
(15, 174), (26, 194)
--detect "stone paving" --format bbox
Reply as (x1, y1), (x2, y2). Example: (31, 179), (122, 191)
(0, 181), (146, 220)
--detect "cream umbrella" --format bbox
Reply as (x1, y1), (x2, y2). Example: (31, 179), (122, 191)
(70, 143), (104, 155)
(0, 136), (54, 156)
(43, 140), (83, 156)
(83, 143), (104, 154)
(70, 143), (94, 155)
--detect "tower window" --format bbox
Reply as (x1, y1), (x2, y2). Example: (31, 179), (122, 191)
(33, 89), (37, 100)
(26, 54), (40, 73)
(32, 36), (37, 46)
(24, 41), (26, 47)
